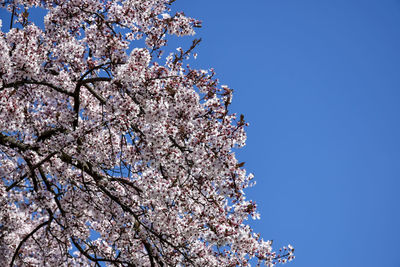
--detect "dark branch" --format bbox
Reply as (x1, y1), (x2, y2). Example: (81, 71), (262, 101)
(80, 77), (112, 84)
(6, 151), (57, 191)
(37, 128), (67, 142)
(2, 80), (74, 96)
(71, 237), (135, 266)
(0, 132), (38, 152)
(10, 218), (52, 267)
(83, 83), (106, 104)
(9, 6), (15, 30)
(73, 77), (112, 128)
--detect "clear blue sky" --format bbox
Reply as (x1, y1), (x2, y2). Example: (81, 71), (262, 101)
(2, 1), (400, 266)
(173, 1), (400, 266)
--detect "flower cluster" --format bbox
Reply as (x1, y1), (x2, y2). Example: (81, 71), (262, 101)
(0, 0), (294, 266)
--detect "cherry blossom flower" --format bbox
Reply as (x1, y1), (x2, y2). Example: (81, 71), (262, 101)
(0, 0), (294, 266)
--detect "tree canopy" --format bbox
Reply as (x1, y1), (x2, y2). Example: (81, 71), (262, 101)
(0, 0), (294, 266)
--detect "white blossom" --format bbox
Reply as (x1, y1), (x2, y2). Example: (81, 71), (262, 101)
(0, 1), (293, 266)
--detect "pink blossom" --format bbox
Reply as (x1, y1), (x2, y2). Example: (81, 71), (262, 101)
(0, 1), (293, 266)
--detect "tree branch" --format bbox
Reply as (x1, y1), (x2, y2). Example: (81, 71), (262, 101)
(10, 218), (53, 267)
(9, 6), (15, 30)
(71, 237), (135, 267)
(0, 132), (37, 152)
(83, 83), (106, 104)
(6, 151), (57, 191)
(1, 80), (74, 96)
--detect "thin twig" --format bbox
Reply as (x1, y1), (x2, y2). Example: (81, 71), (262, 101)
(9, 6), (15, 30)
(10, 218), (52, 267)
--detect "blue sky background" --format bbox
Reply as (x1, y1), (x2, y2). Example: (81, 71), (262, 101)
(1, 0), (400, 266)
(172, 1), (400, 266)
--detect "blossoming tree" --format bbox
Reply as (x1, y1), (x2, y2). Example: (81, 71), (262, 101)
(0, 0), (294, 266)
